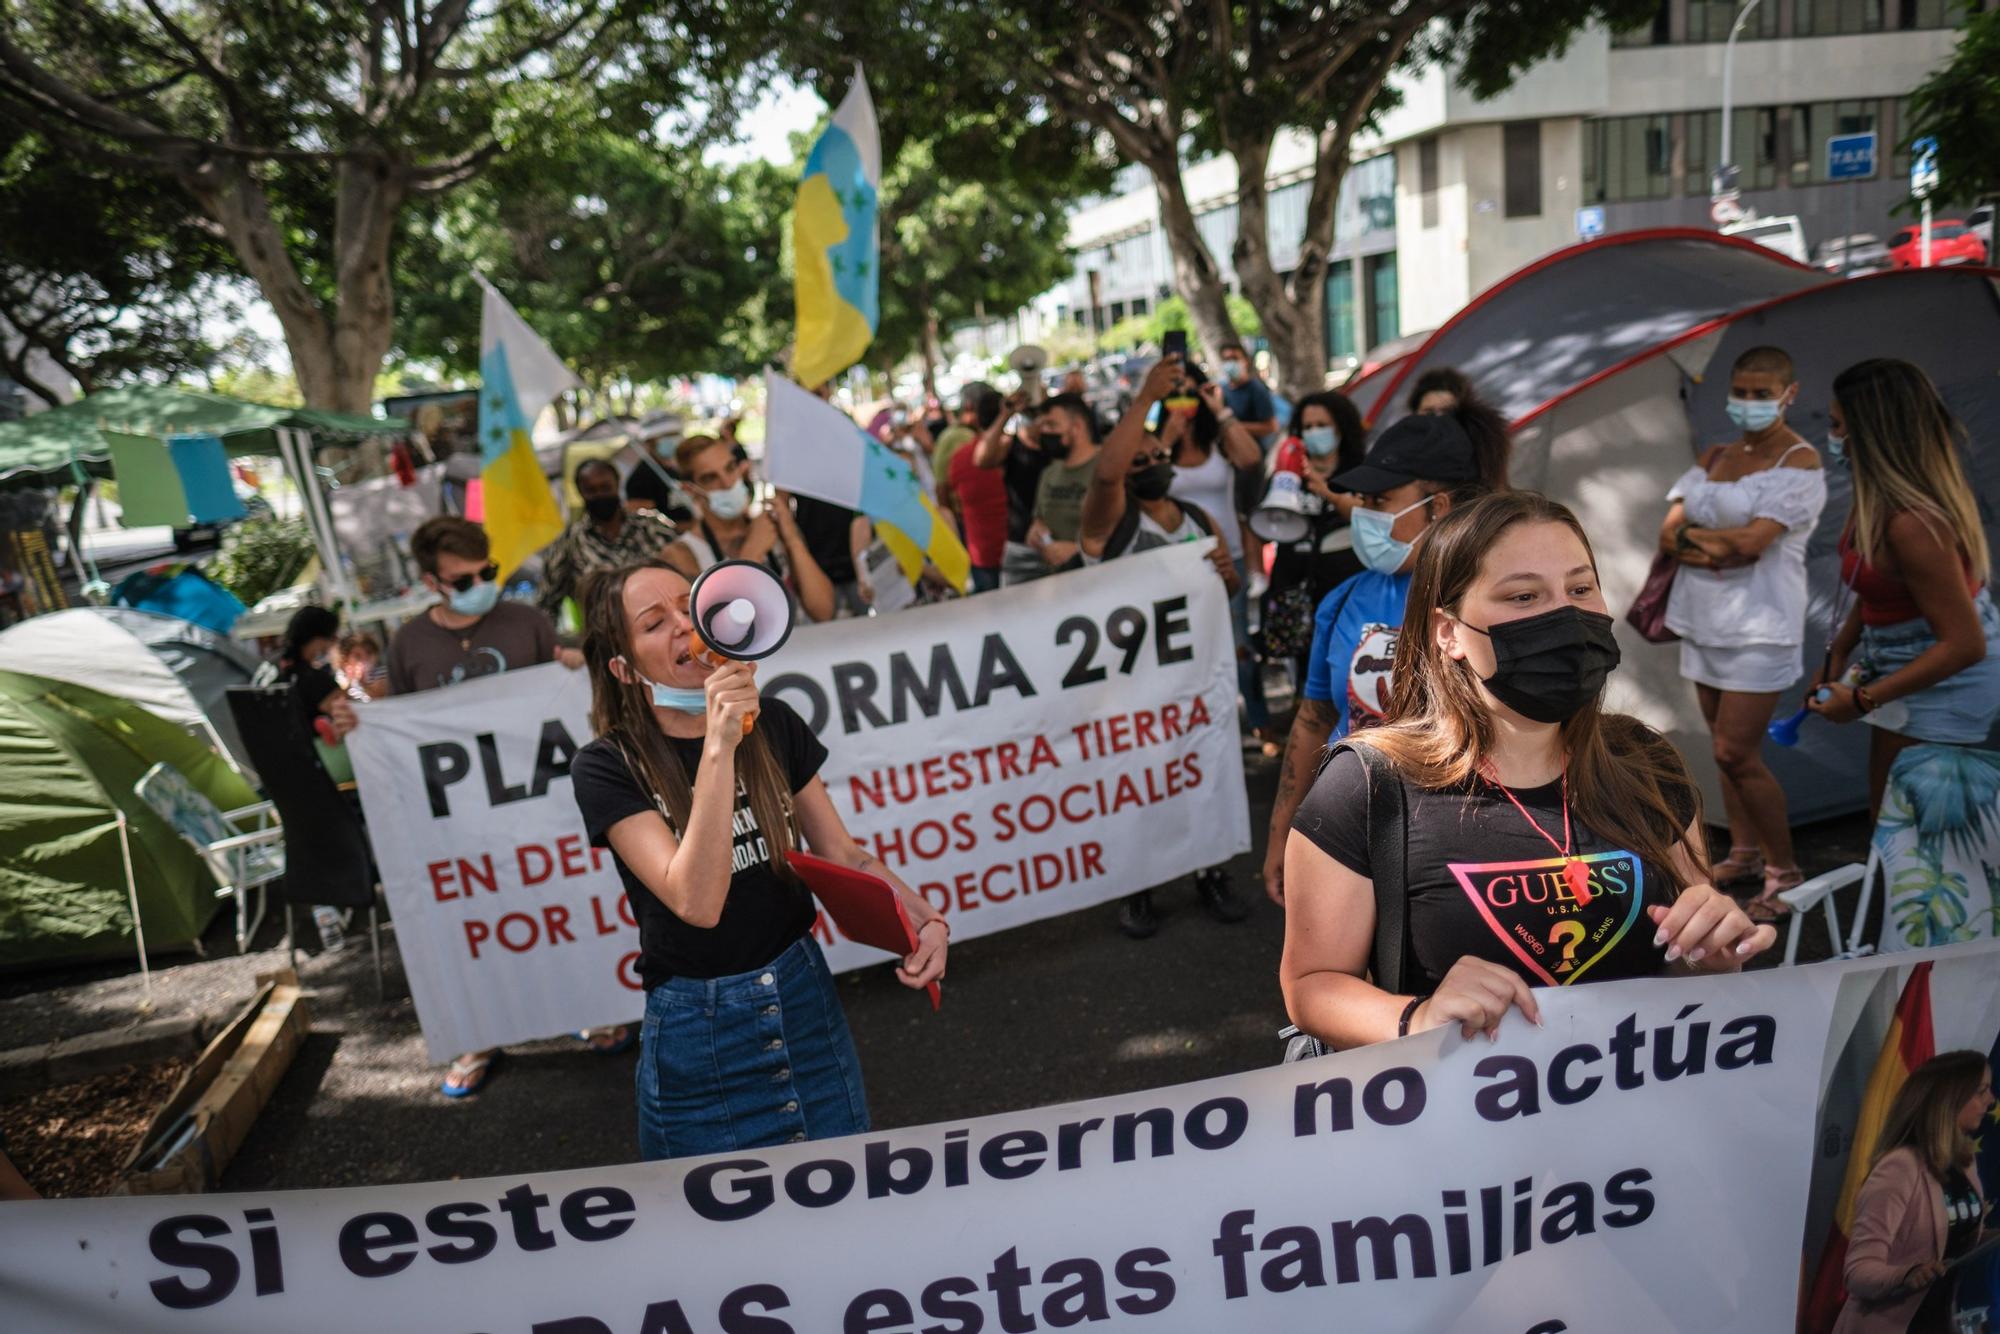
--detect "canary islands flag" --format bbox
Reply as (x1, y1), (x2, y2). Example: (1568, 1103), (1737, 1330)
(477, 278), (577, 578)
(792, 67), (880, 390)
(763, 371), (968, 591)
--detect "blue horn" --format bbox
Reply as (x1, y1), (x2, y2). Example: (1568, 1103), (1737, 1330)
(1767, 705), (1811, 747)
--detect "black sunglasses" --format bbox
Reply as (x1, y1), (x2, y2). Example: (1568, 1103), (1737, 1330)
(440, 562), (500, 593)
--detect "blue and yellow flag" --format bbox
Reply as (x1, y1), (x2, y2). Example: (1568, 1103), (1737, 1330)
(792, 68), (880, 390)
(477, 279), (577, 578)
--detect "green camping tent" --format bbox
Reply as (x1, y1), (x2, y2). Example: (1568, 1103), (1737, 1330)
(0, 384), (407, 486)
(0, 669), (259, 969)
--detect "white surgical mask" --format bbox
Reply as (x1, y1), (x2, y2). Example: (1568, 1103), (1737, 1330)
(446, 580), (501, 617)
(1826, 432), (1846, 464)
(704, 480), (751, 520)
(1301, 426), (1338, 457)
(618, 657), (708, 712)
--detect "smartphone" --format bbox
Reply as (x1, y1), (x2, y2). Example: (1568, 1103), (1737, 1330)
(1161, 330), (1188, 361)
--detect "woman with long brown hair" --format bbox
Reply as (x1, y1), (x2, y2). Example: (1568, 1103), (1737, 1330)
(1808, 359), (1999, 815)
(1279, 492), (1776, 1047)
(1835, 1051), (1993, 1333)
(569, 561), (946, 1159)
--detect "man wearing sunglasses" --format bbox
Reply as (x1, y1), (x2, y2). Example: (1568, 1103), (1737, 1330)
(386, 515), (580, 694)
(382, 514), (606, 1094)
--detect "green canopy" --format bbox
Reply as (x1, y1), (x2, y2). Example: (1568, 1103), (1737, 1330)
(0, 384), (407, 485)
(0, 669), (259, 969)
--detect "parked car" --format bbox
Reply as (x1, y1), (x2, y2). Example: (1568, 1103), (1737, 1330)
(1968, 202), (1994, 255)
(1811, 233), (1892, 277)
(1887, 220), (1988, 269)
(1722, 215), (1809, 264)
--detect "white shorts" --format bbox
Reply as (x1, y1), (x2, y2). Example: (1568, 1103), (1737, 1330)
(1679, 639), (1802, 694)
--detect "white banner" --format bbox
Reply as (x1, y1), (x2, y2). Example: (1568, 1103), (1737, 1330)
(349, 544), (1249, 1060)
(14, 947), (1998, 1333)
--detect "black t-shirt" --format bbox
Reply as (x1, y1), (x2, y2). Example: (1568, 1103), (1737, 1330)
(571, 697), (828, 990)
(1001, 438), (1055, 543)
(280, 660), (342, 729)
(1269, 510), (1363, 613)
(1291, 739), (1697, 994)
(789, 494), (859, 584)
(1912, 1168), (1984, 1333)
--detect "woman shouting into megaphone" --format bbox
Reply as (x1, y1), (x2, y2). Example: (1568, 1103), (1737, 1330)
(569, 560), (947, 1161)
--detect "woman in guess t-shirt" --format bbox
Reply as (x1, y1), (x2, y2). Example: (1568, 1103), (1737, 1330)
(570, 562), (947, 1160)
(1280, 492), (1778, 1048)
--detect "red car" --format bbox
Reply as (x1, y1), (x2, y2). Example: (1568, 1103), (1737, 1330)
(1887, 220), (1988, 268)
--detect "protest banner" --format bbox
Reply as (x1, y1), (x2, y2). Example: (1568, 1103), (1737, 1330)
(10, 944), (1996, 1333)
(347, 543), (1249, 1060)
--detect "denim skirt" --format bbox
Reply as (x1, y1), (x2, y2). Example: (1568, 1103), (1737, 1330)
(635, 934), (870, 1161)
(1856, 589), (2000, 744)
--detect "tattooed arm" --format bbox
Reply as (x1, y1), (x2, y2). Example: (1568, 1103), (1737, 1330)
(1263, 697), (1338, 907)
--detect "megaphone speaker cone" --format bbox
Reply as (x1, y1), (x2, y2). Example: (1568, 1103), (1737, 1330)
(687, 559), (796, 663)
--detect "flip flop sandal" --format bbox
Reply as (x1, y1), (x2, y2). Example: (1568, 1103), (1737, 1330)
(1709, 847), (1766, 888)
(440, 1049), (501, 1098)
(579, 1026), (636, 1057)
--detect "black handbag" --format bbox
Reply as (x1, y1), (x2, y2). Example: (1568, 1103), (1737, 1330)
(1279, 742), (1411, 1062)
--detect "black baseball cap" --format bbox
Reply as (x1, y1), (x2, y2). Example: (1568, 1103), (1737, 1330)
(1330, 412), (1479, 494)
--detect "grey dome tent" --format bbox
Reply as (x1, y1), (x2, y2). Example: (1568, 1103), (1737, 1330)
(1366, 229), (2000, 822)
(0, 607), (263, 776)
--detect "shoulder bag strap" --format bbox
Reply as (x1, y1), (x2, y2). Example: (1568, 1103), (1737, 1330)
(1338, 740), (1411, 997)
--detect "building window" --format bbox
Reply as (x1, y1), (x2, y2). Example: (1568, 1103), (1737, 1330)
(1685, 0), (1778, 42)
(1898, 0), (1965, 27)
(1326, 260), (1357, 361)
(1503, 122), (1542, 217)
(1889, 97), (1913, 178)
(1792, 100), (1882, 184)
(1130, 296), (1149, 317)
(1796, 0), (1884, 36)
(1367, 253), (1400, 349)
(1418, 137), (1439, 229)
(1583, 114), (1673, 203)
(1683, 106), (1781, 195)
(1610, 0), (1670, 46)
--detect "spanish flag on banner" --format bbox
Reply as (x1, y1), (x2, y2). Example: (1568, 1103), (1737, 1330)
(1800, 961), (1935, 1333)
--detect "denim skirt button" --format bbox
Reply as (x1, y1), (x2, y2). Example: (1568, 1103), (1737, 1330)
(762, 1004), (779, 1016)
(773, 1067), (791, 1082)
(758, 972), (775, 986)
(765, 1038), (783, 1052)
(790, 1132), (807, 1142)
(784, 1100), (799, 1113)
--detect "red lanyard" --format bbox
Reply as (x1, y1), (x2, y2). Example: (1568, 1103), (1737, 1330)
(1481, 762), (1594, 907)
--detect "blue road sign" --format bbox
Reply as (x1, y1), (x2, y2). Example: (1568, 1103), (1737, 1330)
(1826, 131), (1876, 181)
(1575, 205), (1606, 240)
(1911, 136), (1939, 198)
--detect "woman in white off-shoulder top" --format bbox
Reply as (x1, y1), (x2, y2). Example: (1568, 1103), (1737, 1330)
(1655, 346), (1828, 920)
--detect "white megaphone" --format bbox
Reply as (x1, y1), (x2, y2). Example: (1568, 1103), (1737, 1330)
(1008, 344), (1050, 404)
(688, 559), (795, 734)
(1249, 470), (1317, 544)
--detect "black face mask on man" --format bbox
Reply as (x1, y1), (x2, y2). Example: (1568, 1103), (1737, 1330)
(583, 494), (622, 523)
(1126, 462), (1175, 502)
(1454, 605), (1622, 724)
(1037, 431), (1068, 459)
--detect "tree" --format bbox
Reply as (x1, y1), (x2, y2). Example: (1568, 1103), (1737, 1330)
(0, 125), (238, 406)
(1097, 293), (1260, 356)
(394, 131), (788, 411)
(870, 115), (1114, 392)
(1904, 2), (2000, 206)
(0, 1), (728, 410)
(798, 0), (1652, 394)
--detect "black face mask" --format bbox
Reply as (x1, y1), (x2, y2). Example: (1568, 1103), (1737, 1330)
(583, 494), (622, 523)
(1127, 462), (1175, 502)
(1458, 605), (1621, 724)
(1037, 431), (1068, 459)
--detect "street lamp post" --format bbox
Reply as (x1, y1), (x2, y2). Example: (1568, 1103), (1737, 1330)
(1714, 0), (1765, 218)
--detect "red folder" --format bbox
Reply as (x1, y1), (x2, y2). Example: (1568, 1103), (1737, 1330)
(790, 851), (941, 1011)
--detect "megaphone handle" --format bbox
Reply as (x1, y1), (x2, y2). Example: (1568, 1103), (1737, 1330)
(742, 709), (757, 736)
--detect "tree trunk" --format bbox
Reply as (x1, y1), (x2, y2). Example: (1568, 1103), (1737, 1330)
(1231, 132), (1334, 398)
(1152, 171), (1240, 362)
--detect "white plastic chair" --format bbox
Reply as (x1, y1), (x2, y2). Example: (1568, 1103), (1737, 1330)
(1778, 848), (1881, 965)
(134, 762), (285, 954)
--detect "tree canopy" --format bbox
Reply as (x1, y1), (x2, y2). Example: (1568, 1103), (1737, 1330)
(1904, 1), (2000, 206)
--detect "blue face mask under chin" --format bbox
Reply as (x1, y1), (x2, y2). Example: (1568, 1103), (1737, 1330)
(619, 658), (708, 712)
